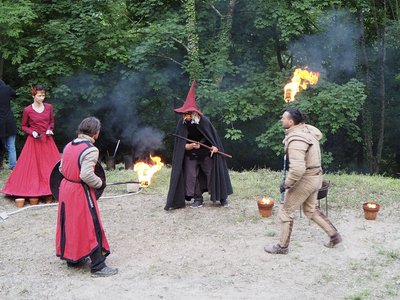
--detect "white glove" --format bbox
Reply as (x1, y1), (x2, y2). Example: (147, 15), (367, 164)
(46, 129), (54, 135)
(32, 131), (39, 138)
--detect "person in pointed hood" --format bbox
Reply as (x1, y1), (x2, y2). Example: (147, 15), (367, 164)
(164, 81), (233, 210)
(264, 107), (342, 254)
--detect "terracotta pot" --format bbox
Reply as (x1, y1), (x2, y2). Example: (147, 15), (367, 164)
(257, 198), (274, 218)
(363, 202), (380, 220)
(15, 198), (25, 208)
(29, 197), (39, 205)
(44, 195), (53, 203)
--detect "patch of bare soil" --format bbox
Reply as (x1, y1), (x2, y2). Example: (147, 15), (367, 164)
(1, 189), (399, 300)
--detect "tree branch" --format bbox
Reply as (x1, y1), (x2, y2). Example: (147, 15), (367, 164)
(210, 4), (223, 18)
(171, 37), (190, 53)
(152, 54), (183, 67)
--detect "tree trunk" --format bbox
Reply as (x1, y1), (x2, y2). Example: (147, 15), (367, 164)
(273, 26), (286, 70)
(359, 1), (388, 174)
(367, 0), (387, 174)
(184, 0), (201, 81)
(213, 0), (236, 86)
(359, 9), (374, 172)
(373, 26), (386, 174)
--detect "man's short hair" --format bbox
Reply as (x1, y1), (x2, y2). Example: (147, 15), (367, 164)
(78, 117), (101, 136)
(286, 107), (307, 124)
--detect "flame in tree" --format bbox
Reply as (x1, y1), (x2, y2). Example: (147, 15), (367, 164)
(133, 155), (164, 187)
(284, 68), (320, 102)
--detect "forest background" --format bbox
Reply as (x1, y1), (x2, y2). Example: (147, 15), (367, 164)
(1, 0), (399, 176)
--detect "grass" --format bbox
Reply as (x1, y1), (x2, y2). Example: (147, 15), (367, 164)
(1, 163), (399, 210)
(345, 290), (371, 300)
(377, 248), (400, 261)
(116, 165), (400, 210)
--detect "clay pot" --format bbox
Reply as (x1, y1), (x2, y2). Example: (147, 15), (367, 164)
(44, 195), (53, 203)
(257, 197), (274, 218)
(29, 197), (39, 205)
(15, 198), (25, 208)
(363, 202), (380, 220)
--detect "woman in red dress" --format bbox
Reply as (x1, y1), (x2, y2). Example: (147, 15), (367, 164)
(2, 85), (60, 201)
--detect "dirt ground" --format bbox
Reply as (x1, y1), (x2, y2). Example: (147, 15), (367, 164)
(1, 186), (400, 300)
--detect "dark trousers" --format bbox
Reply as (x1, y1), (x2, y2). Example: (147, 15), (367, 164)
(90, 246), (106, 272)
(89, 203), (107, 272)
(66, 247), (106, 272)
(184, 155), (213, 200)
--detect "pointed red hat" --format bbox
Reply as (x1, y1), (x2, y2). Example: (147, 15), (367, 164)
(174, 81), (203, 115)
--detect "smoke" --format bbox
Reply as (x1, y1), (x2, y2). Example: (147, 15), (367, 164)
(98, 73), (142, 145)
(289, 10), (361, 82)
(130, 126), (165, 159)
(56, 68), (170, 157)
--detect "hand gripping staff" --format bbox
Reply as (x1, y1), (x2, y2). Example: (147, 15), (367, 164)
(169, 133), (232, 158)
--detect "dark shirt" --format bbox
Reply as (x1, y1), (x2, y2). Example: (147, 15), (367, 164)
(0, 80), (17, 137)
(186, 123), (211, 159)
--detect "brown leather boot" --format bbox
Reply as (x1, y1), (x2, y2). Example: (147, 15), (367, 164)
(264, 244), (289, 254)
(324, 232), (342, 248)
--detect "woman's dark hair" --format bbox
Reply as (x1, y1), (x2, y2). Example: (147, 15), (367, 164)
(31, 84), (48, 96)
(285, 107), (308, 124)
(78, 117), (101, 136)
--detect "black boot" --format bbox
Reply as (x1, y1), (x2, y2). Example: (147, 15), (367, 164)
(324, 232), (342, 248)
(264, 244), (289, 254)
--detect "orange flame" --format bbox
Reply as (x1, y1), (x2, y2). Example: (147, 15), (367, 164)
(258, 196), (274, 205)
(133, 155), (164, 187)
(284, 68), (320, 102)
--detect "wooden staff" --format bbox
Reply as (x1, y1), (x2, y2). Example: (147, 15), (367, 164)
(107, 181), (140, 186)
(169, 133), (232, 158)
(112, 139), (120, 158)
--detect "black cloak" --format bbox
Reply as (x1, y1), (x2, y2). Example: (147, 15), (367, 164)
(0, 80), (17, 138)
(164, 116), (233, 210)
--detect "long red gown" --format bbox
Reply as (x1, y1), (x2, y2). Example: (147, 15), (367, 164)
(2, 103), (60, 197)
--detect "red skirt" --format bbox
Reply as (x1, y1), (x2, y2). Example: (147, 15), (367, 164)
(56, 182), (110, 261)
(2, 135), (60, 197)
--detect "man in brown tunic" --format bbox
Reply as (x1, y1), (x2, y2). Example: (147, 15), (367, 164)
(265, 107), (342, 254)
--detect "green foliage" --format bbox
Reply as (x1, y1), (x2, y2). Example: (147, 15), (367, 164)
(252, 0), (342, 43)
(1, 0), (399, 175)
(256, 121), (283, 156)
(299, 79), (366, 141)
(0, 0), (36, 64)
(386, 20), (400, 49)
(255, 78), (366, 165)
(224, 128), (243, 140)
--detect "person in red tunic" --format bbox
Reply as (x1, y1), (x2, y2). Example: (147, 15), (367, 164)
(2, 85), (60, 202)
(56, 116), (118, 277)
